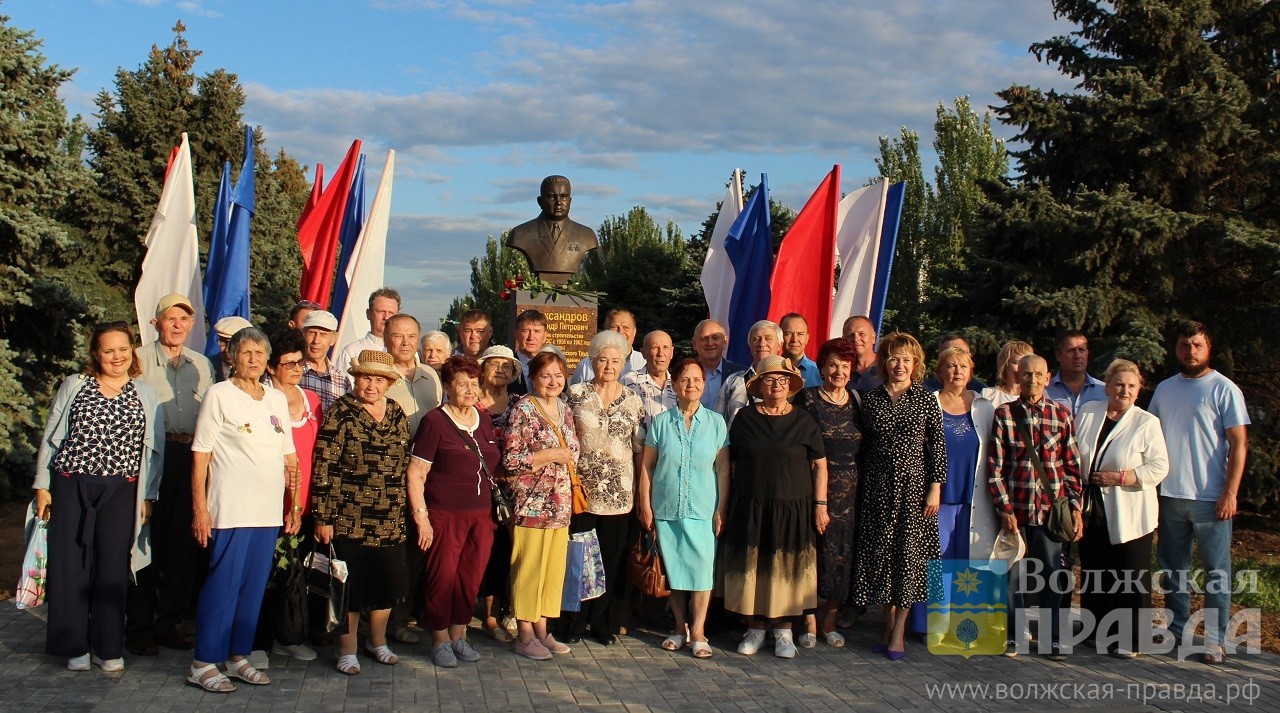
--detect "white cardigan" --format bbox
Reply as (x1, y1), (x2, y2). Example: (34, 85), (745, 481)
(935, 392), (999, 560)
(1074, 401), (1170, 544)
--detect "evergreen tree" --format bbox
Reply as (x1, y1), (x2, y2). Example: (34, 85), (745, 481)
(444, 233), (531, 344)
(875, 127), (933, 335)
(0, 15), (96, 495)
(964, 0), (1280, 505)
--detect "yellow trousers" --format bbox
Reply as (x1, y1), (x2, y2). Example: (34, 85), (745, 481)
(509, 526), (568, 622)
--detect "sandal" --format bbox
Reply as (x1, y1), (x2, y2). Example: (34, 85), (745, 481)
(1202, 645), (1225, 665)
(391, 626), (421, 645)
(186, 662), (236, 693)
(484, 623), (514, 643)
(224, 658), (270, 686)
(690, 640), (712, 658)
(797, 632), (818, 648)
(823, 631), (845, 648)
(365, 643), (399, 665)
(661, 632), (687, 651)
(336, 654), (361, 675)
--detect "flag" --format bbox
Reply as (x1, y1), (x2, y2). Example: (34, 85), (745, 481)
(298, 164), (323, 230)
(298, 139), (362, 307)
(767, 165), (840, 360)
(334, 151), (395, 357)
(134, 133), (206, 350)
(723, 174), (773, 366)
(202, 162), (233, 321)
(329, 153), (368, 326)
(699, 168), (743, 325)
(869, 181), (905, 335)
(830, 179), (889, 340)
(203, 125), (256, 357)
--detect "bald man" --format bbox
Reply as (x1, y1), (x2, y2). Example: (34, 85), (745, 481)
(620, 330), (678, 429)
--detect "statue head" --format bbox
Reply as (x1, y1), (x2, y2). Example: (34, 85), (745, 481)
(537, 175), (572, 221)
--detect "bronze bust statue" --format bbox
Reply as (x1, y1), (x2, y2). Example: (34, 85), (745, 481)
(505, 175), (599, 285)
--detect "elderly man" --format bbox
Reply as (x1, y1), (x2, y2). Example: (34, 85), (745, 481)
(335, 287), (401, 387)
(989, 354), (1083, 661)
(923, 333), (988, 392)
(1150, 321), (1249, 664)
(298, 310), (345, 412)
(287, 300), (322, 330)
(510, 308), (548, 395)
(716, 320), (782, 426)
(779, 313), (821, 388)
(621, 330), (678, 430)
(693, 319), (747, 410)
(1045, 330), (1107, 417)
(573, 308), (646, 384)
(131, 293), (217, 655)
(842, 315), (882, 392)
(212, 316), (252, 381)
(386, 315), (443, 436)
(419, 330), (452, 373)
(454, 309), (493, 359)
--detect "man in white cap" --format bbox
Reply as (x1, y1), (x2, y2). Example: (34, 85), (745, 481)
(131, 293), (217, 656)
(212, 315), (253, 381)
(336, 287), (401, 389)
(298, 310), (345, 413)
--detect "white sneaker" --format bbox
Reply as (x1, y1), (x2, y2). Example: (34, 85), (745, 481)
(91, 655), (125, 672)
(272, 641), (318, 661)
(247, 649), (270, 670)
(67, 654), (91, 671)
(737, 628), (766, 655)
(773, 629), (797, 659)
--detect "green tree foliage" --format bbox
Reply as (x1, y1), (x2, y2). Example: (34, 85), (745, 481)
(875, 127), (933, 335)
(444, 233), (531, 344)
(0, 15), (97, 496)
(955, 0), (1280, 505)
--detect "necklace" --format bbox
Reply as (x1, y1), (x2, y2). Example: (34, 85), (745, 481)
(445, 404), (477, 428)
(818, 386), (848, 405)
(759, 402), (791, 416)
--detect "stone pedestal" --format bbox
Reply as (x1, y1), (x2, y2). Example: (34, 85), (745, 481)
(508, 291), (598, 372)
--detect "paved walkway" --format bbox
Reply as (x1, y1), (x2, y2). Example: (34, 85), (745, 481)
(1, 604), (1277, 712)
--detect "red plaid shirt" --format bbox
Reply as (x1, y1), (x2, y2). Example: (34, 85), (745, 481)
(988, 396), (1083, 526)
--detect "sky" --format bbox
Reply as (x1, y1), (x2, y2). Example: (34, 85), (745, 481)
(5, 0), (1074, 329)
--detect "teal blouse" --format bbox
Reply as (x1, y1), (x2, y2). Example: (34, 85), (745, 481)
(645, 405), (729, 521)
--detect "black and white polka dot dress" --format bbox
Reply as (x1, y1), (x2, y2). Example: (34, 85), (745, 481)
(851, 382), (947, 607)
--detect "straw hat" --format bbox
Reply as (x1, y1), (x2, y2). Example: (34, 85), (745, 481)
(746, 355), (804, 398)
(990, 528), (1026, 566)
(478, 345), (519, 368)
(348, 350), (401, 381)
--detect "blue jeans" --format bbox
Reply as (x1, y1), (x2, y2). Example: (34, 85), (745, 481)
(1157, 496), (1232, 648)
(1008, 525), (1067, 647)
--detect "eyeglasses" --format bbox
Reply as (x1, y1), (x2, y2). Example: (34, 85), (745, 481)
(761, 376), (791, 386)
(276, 359), (305, 370)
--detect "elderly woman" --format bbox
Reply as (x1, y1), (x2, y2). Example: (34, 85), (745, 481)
(312, 350), (411, 675)
(723, 356), (827, 659)
(563, 330), (645, 646)
(1075, 359), (1169, 659)
(637, 358), (728, 658)
(188, 327), (299, 692)
(408, 355), (498, 668)
(476, 345), (521, 643)
(980, 340), (1034, 409)
(908, 345), (996, 642)
(502, 351), (580, 660)
(793, 338), (862, 648)
(35, 322), (163, 673)
(851, 332), (946, 661)
(419, 330), (452, 373)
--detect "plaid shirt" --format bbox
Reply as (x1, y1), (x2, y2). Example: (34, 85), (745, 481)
(300, 361), (347, 414)
(620, 369), (677, 432)
(988, 396), (1083, 526)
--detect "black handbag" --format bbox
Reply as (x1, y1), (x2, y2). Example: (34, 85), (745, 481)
(273, 538), (309, 646)
(304, 543), (349, 635)
(451, 417), (514, 525)
(1013, 405), (1076, 543)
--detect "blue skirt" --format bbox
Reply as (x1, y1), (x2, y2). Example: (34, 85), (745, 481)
(655, 519), (715, 592)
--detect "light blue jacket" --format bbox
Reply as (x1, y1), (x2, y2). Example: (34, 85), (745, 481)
(34, 374), (165, 578)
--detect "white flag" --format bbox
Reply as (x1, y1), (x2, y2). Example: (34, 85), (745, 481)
(335, 150), (394, 356)
(699, 168), (744, 326)
(829, 179), (889, 340)
(134, 133), (207, 350)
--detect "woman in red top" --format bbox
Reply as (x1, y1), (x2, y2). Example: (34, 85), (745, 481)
(408, 355), (499, 668)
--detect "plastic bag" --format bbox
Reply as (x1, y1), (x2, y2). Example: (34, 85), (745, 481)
(15, 501), (48, 610)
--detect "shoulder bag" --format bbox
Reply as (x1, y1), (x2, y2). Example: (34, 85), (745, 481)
(1013, 404), (1075, 543)
(448, 412), (514, 526)
(528, 396), (589, 515)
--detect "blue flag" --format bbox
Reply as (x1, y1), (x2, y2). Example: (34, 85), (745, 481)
(869, 181), (904, 336)
(724, 174), (773, 366)
(330, 153), (367, 325)
(204, 125), (255, 356)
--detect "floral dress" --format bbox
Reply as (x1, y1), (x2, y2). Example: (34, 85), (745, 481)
(564, 383), (644, 515)
(501, 396), (580, 529)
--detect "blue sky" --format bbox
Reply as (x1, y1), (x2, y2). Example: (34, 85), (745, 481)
(6, 0), (1072, 328)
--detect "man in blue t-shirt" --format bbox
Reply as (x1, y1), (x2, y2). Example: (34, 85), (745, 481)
(1148, 321), (1250, 664)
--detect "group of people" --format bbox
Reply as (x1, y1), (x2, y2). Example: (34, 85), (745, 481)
(31, 284), (1250, 691)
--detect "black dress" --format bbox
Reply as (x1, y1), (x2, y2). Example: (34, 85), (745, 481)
(851, 383), (947, 607)
(722, 405), (825, 619)
(794, 387), (862, 605)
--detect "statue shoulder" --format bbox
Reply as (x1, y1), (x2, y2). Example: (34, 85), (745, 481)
(506, 218), (541, 245)
(563, 219), (599, 245)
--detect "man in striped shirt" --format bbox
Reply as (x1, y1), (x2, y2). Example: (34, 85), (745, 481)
(989, 354), (1083, 661)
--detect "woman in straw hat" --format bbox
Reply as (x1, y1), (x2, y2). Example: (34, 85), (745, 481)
(311, 350), (411, 675)
(722, 355), (828, 660)
(475, 345), (522, 643)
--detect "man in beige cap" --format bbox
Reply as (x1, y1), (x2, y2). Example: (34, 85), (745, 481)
(131, 293), (217, 655)
(212, 315), (253, 381)
(298, 309), (345, 412)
